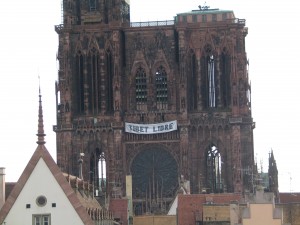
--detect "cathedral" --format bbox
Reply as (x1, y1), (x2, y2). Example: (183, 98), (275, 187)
(54, 0), (254, 215)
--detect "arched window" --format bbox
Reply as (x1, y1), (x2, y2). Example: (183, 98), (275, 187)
(155, 65), (168, 109)
(201, 46), (216, 109)
(99, 152), (106, 192)
(135, 66), (147, 109)
(207, 145), (222, 193)
(87, 48), (101, 114)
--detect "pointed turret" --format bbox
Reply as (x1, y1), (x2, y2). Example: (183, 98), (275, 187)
(36, 86), (46, 145)
(268, 149), (279, 202)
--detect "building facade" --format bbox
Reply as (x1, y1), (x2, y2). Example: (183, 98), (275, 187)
(54, 0), (254, 215)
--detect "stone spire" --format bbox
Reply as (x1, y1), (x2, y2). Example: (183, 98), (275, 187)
(36, 86), (46, 145)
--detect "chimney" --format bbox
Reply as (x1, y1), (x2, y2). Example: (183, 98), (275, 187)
(0, 167), (5, 209)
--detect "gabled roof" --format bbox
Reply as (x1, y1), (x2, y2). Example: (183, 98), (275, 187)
(0, 91), (94, 225)
(0, 144), (95, 225)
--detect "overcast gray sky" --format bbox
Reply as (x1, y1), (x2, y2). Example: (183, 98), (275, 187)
(0, 0), (299, 192)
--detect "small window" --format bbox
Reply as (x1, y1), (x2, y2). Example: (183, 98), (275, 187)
(26, 204), (31, 208)
(182, 16), (187, 22)
(33, 214), (51, 225)
(192, 15), (197, 22)
(89, 0), (96, 11)
(212, 14), (217, 22)
(202, 15), (207, 22)
(222, 13), (227, 21)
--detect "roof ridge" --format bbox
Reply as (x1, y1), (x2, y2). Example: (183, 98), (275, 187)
(0, 92), (94, 224)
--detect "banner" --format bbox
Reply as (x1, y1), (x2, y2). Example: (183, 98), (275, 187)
(125, 120), (177, 134)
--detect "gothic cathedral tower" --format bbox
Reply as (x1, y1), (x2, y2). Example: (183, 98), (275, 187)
(55, 1), (254, 215)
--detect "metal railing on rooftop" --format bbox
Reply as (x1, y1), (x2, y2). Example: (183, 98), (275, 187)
(130, 20), (174, 27)
(55, 17), (245, 33)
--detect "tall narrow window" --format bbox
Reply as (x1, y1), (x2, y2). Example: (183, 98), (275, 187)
(222, 13), (227, 21)
(220, 50), (231, 107)
(201, 55), (208, 108)
(135, 66), (147, 109)
(87, 48), (101, 114)
(89, 153), (97, 186)
(76, 54), (84, 114)
(155, 65), (168, 109)
(106, 49), (114, 113)
(207, 145), (222, 193)
(192, 15), (197, 23)
(89, 0), (96, 11)
(208, 55), (216, 107)
(189, 52), (198, 110)
(201, 47), (216, 109)
(94, 53), (101, 112)
(212, 14), (217, 22)
(99, 152), (106, 192)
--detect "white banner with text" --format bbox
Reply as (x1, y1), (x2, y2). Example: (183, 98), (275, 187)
(125, 120), (177, 134)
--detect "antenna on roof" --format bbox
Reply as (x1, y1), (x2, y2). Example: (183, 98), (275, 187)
(36, 76), (46, 145)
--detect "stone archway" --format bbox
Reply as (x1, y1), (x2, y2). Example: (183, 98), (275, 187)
(131, 146), (178, 215)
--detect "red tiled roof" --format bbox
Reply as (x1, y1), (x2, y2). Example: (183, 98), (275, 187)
(279, 192), (300, 203)
(177, 193), (242, 225)
(0, 145), (94, 225)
